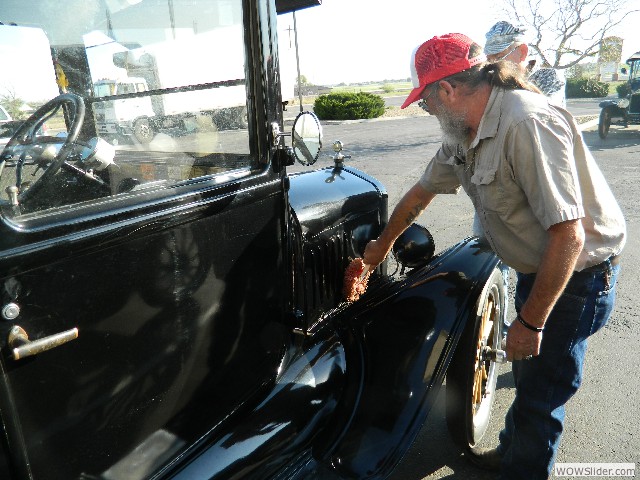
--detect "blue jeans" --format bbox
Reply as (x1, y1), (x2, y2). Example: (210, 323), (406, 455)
(497, 258), (620, 480)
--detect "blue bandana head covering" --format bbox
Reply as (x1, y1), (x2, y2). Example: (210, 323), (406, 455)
(484, 21), (526, 55)
(528, 68), (565, 95)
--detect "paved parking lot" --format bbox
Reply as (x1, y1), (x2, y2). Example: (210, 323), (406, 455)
(292, 111), (640, 479)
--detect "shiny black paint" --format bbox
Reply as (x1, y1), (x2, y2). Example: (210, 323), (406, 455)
(170, 328), (346, 479)
(0, 172), (288, 479)
(287, 167), (387, 330)
(0, 1), (505, 479)
(329, 239), (500, 479)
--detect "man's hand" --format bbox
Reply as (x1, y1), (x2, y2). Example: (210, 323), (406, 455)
(508, 219), (584, 362)
(505, 319), (542, 361)
(362, 183), (437, 269)
(363, 238), (392, 269)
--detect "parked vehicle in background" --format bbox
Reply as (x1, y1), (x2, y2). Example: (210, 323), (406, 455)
(0, 1), (507, 479)
(598, 49), (640, 138)
(92, 32), (249, 145)
(93, 77), (155, 144)
(92, 18), (297, 146)
(0, 105), (12, 124)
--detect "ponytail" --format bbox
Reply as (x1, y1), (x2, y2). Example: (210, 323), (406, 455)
(441, 48), (541, 95)
(481, 61), (541, 93)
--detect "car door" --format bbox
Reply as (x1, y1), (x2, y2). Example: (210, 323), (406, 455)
(0, 1), (287, 478)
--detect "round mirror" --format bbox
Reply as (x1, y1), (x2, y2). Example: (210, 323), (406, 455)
(292, 111), (322, 166)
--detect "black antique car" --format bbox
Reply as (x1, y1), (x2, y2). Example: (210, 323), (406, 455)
(0, 1), (507, 479)
(598, 50), (640, 138)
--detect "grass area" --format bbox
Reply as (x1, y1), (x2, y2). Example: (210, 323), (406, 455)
(329, 79), (628, 99)
(608, 80), (626, 96)
(330, 81), (412, 97)
(6, 105), (67, 132)
(287, 81), (413, 108)
(46, 113), (67, 132)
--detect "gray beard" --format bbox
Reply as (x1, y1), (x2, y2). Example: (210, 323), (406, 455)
(433, 104), (470, 148)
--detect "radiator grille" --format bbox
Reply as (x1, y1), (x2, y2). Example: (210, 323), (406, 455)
(302, 231), (349, 320)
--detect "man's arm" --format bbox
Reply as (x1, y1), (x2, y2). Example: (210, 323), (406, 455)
(506, 218), (585, 360)
(363, 182), (436, 267)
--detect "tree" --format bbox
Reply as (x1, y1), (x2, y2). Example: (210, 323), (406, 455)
(502, 0), (639, 69)
(297, 74), (310, 86)
(565, 62), (598, 79)
(0, 87), (27, 120)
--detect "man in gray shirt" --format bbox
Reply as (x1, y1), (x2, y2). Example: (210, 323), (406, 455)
(364, 33), (625, 479)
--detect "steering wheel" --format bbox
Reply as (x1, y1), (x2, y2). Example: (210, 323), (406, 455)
(3, 93), (85, 204)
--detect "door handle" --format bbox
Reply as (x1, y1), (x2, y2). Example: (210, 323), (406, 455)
(8, 326), (79, 360)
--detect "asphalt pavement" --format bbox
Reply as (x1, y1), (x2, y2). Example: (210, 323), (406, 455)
(291, 107), (639, 479)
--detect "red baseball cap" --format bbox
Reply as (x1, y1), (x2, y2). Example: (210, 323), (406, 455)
(401, 33), (486, 109)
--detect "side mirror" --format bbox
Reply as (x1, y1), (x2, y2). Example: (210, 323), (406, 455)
(292, 111), (322, 166)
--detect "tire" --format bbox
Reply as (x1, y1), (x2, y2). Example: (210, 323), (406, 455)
(446, 266), (506, 451)
(598, 108), (611, 139)
(133, 117), (155, 144)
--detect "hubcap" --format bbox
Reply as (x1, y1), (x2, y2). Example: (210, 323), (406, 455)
(472, 285), (501, 422)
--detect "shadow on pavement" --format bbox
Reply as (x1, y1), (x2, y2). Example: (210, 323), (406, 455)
(388, 373), (516, 480)
(583, 126), (640, 152)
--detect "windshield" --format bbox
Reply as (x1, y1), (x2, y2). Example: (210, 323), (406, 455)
(629, 59), (640, 81)
(0, 0), (254, 216)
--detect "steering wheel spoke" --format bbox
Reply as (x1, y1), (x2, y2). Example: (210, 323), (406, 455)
(0, 94), (86, 205)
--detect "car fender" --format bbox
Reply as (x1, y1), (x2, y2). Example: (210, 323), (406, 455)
(598, 100), (627, 118)
(326, 237), (502, 479)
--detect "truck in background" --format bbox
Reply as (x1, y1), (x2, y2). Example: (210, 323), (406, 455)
(92, 20), (297, 145)
(93, 77), (155, 144)
(93, 74), (248, 145)
(92, 25), (250, 145)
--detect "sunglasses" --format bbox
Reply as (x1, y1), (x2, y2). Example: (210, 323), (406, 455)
(417, 87), (437, 113)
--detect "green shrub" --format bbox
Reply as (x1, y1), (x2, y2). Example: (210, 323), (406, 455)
(616, 82), (631, 98)
(382, 83), (395, 93)
(565, 78), (609, 98)
(313, 92), (385, 120)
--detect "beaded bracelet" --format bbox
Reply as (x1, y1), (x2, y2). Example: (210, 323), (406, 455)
(517, 313), (544, 333)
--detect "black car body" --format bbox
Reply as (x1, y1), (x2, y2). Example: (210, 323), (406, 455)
(0, 1), (506, 479)
(598, 50), (640, 138)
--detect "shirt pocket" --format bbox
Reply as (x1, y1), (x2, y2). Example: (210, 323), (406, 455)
(470, 166), (506, 214)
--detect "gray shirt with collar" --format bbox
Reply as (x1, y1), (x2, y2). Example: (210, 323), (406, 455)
(419, 86), (626, 274)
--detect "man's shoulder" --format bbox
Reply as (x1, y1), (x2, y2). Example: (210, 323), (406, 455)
(497, 88), (575, 134)
(500, 88), (550, 119)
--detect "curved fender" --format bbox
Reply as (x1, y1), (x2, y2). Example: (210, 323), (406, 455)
(328, 237), (501, 479)
(599, 99), (619, 108)
(599, 102), (627, 118)
(172, 333), (346, 480)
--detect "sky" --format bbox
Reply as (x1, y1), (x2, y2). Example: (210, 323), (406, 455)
(278, 0), (640, 86)
(2, 0), (639, 101)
